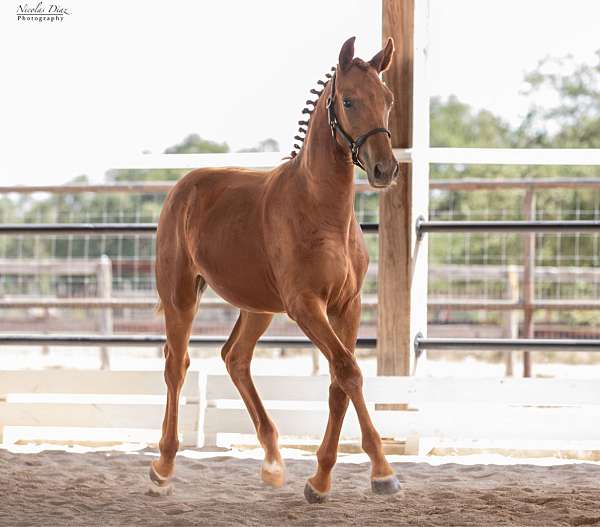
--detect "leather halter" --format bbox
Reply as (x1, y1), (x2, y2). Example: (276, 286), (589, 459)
(326, 70), (391, 171)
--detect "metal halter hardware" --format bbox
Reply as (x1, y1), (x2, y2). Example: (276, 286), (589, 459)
(326, 70), (391, 171)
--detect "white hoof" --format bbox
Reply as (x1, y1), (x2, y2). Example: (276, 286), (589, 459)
(261, 460), (286, 488)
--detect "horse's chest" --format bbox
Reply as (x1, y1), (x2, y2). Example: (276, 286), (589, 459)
(308, 243), (367, 298)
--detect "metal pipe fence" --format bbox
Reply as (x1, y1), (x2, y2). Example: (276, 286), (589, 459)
(1, 174), (599, 372)
(0, 223), (380, 235)
(0, 334), (377, 349)
(415, 334), (600, 353)
(4, 219), (600, 237)
(417, 218), (600, 238)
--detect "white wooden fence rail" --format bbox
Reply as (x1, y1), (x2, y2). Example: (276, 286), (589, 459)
(1, 371), (599, 450)
(3, 148), (599, 188)
(0, 370), (202, 446)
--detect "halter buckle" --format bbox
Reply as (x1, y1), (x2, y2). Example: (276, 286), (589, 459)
(351, 143), (364, 170)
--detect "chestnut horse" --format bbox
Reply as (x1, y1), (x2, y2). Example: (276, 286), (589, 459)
(150, 36), (401, 503)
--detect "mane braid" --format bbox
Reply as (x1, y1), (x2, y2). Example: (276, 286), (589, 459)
(285, 66), (335, 160)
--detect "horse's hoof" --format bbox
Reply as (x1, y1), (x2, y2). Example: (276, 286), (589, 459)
(148, 462), (174, 496)
(371, 474), (401, 495)
(304, 481), (328, 504)
(261, 460), (286, 488)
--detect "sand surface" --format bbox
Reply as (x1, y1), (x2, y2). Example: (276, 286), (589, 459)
(1, 447), (600, 527)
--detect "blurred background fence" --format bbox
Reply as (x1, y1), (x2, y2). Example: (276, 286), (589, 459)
(1, 173), (598, 365)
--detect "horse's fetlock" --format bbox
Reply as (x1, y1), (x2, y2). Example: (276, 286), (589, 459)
(159, 438), (180, 460)
(316, 449), (337, 472)
(258, 419), (278, 444)
(361, 432), (382, 456)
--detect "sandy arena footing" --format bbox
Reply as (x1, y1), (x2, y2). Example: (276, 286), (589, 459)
(1, 447), (600, 527)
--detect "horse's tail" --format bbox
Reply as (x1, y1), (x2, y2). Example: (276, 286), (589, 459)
(194, 276), (208, 313)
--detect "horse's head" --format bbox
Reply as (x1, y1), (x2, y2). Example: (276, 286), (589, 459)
(331, 37), (398, 189)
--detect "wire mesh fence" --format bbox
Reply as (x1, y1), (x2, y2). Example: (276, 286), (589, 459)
(1, 173), (599, 346)
(428, 180), (600, 340)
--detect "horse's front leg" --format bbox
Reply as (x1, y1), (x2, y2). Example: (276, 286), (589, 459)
(288, 295), (400, 503)
(303, 300), (357, 502)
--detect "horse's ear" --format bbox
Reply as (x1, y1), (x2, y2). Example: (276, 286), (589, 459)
(338, 36), (355, 72)
(369, 37), (394, 73)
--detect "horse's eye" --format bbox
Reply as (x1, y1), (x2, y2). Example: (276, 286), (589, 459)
(343, 97), (352, 109)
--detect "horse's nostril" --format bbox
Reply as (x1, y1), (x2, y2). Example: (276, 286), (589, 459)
(373, 162), (397, 182)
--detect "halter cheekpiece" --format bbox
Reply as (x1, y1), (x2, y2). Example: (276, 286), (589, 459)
(326, 70), (391, 171)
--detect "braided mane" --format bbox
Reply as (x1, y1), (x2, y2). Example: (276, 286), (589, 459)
(286, 66), (336, 160)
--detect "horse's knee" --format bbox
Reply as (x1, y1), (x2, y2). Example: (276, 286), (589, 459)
(332, 355), (363, 394)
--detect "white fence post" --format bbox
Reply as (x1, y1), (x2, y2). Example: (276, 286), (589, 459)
(97, 255), (112, 370)
(503, 265), (520, 376)
(180, 371), (202, 448)
(199, 373), (217, 448)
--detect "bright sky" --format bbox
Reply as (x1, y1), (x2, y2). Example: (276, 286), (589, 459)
(1, 0), (599, 185)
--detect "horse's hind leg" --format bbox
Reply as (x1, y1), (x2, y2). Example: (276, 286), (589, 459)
(149, 274), (203, 488)
(222, 311), (285, 487)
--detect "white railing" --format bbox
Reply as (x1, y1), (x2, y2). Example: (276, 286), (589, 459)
(5, 148), (600, 182)
(2, 371), (600, 452)
(427, 148), (600, 166)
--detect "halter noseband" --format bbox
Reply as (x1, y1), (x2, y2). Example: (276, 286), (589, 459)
(326, 70), (391, 171)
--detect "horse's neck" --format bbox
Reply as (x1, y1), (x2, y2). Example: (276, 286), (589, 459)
(294, 86), (356, 225)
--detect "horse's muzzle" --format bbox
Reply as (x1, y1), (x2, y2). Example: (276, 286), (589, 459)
(369, 160), (399, 188)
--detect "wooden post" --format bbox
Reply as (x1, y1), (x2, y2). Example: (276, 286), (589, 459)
(378, 0), (429, 377)
(503, 265), (519, 376)
(522, 188), (536, 377)
(97, 255), (113, 370)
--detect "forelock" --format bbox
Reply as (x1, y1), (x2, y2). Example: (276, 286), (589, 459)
(351, 58), (370, 71)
